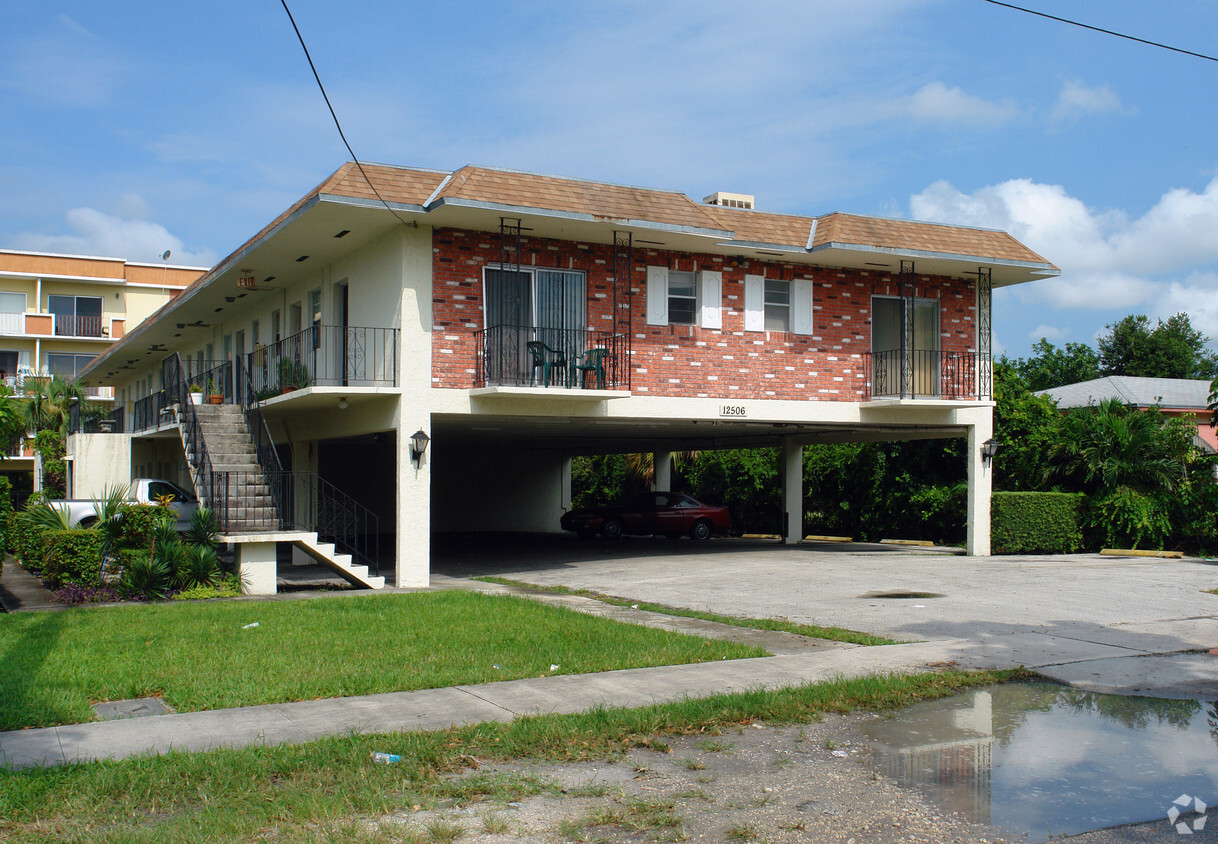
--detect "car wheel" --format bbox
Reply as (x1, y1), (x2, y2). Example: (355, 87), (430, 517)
(689, 519), (713, 540)
(601, 517), (624, 539)
(79, 517), (98, 529)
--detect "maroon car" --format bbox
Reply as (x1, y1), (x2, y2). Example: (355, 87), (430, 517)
(561, 492), (731, 540)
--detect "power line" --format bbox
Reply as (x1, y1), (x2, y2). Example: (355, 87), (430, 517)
(982, 0), (1218, 64)
(279, 0), (412, 225)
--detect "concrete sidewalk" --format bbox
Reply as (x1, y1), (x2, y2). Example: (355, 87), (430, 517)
(4, 577), (1216, 771)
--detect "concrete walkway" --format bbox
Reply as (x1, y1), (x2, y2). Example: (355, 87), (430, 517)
(4, 576), (1216, 771)
(0, 559), (61, 613)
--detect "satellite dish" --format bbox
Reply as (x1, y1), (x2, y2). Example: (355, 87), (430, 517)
(161, 250), (171, 261)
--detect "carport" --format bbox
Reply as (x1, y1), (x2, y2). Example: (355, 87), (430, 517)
(427, 397), (993, 550)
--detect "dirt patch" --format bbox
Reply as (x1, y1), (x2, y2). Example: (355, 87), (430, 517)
(365, 712), (1013, 843)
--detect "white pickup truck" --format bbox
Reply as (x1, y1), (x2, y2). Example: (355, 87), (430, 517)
(49, 479), (199, 530)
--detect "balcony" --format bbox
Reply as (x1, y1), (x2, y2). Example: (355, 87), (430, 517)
(0, 312), (22, 335)
(247, 325), (399, 399)
(473, 326), (629, 390)
(864, 350), (991, 401)
(54, 314), (106, 338)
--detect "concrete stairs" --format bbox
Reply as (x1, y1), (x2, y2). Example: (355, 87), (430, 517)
(292, 532), (386, 589)
(180, 403), (384, 590)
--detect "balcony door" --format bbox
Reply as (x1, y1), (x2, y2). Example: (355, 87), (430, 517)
(49, 295), (102, 337)
(484, 268), (584, 385)
(872, 296), (940, 398)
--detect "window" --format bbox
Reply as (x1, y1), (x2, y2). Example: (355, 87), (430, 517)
(764, 280), (790, 331)
(49, 295), (103, 337)
(645, 267), (722, 328)
(667, 271), (698, 326)
(743, 275), (813, 335)
(47, 353), (95, 378)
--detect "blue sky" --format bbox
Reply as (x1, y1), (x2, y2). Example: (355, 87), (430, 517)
(4, 0), (1218, 359)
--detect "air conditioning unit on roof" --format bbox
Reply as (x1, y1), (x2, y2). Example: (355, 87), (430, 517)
(703, 191), (755, 210)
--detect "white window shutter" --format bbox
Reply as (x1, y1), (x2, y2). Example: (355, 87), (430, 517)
(646, 266), (668, 326)
(699, 270), (722, 329)
(792, 279), (814, 335)
(743, 274), (765, 332)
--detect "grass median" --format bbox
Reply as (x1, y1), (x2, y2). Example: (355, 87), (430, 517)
(475, 576), (900, 646)
(0, 590), (766, 731)
(0, 669), (1025, 843)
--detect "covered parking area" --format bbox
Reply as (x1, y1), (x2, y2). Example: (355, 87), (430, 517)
(426, 398), (994, 553)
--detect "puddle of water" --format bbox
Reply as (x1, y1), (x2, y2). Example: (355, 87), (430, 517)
(859, 682), (1218, 842)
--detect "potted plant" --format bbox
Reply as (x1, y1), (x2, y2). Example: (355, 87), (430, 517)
(189, 382), (203, 405)
(205, 377), (223, 404)
(277, 358), (310, 393)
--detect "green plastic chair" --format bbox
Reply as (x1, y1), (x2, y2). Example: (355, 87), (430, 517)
(572, 347), (610, 389)
(526, 341), (568, 386)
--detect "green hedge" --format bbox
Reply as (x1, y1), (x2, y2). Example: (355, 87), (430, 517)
(117, 504), (175, 551)
(39, 529), (104, 588)
(9, 513), (47, 575)
(991, 491), (1084, 554)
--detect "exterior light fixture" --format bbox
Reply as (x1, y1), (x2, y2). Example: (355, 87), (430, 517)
(337, 397), (348, 410)
(410, 429), (430, 464)
(980, 438), (1000, 466)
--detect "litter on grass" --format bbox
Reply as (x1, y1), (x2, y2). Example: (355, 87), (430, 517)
(372, 752), (402, 764)
(241, 622), (259, 629)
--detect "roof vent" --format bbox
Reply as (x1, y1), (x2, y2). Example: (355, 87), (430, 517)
(703, 191), (755, 210)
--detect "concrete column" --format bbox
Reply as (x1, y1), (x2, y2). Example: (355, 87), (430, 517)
(236, 542), (278, 595)
(395, 224), (433, 588)
(965, 418), (994, 556)
(653, 450), (672, 491)
(560, 456), (572, 511)
(782, 437), (802, 545)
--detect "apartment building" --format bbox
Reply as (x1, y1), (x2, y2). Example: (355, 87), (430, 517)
(75, 162), (1059, 592)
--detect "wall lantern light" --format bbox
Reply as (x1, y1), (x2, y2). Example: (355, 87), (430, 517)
(980, 438), (1000, 466)
(337, 397), (349, 410)
(410, 429), (430, 465)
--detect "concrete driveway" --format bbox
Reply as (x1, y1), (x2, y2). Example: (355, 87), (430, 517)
(433, 534), (1218, 696)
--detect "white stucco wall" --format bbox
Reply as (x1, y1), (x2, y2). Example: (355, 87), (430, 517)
(66, 434), (131, 499)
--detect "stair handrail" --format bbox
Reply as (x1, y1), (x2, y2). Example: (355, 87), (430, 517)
(163, 352), (215, 505)
(302, 470), (381, 576)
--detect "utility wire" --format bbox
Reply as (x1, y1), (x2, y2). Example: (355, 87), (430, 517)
(279, 0), (411, 224)
(982, 0), (1218, 63)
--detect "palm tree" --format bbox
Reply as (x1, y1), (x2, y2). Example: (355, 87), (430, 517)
(625, 450), (700, 489)
(22, 376), (95, 437)
(1045, 399), (1186, 495)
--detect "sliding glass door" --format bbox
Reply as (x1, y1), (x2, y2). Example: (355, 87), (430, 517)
(872, 297), (940, 397)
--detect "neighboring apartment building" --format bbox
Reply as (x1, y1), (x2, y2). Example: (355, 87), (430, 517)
(75, 162), (1059, 592)
(0, 249), (205, 490)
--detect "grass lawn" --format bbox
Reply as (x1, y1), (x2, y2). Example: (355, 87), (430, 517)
(0, 669), (1024, 843)
(475, 576), (901, 646)
(0, 590), (765, 731)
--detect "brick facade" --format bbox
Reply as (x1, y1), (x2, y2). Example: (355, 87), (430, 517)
(431, 227), (978, 401)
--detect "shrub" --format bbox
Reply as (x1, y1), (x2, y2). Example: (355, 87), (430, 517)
(39, 529), (104, 588)
(1088, 486), (1172, 550)
(176, 544), (222, 589)
(991, 491), (1084, 554)
(118, 552), (173, 600)
(9, 513), (48, 574)
(172, 576), (242, 601)
(117, 503), (175, 551)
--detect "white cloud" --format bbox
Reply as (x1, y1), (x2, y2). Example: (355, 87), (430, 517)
(1030, 324), (1066, 341)
(907, 82), (1018, 126)
(1050, 79), (1126, 124)
(910, 176), (1218, 320)
(10, 208), (216, 266)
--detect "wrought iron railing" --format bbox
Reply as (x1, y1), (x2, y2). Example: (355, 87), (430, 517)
(132, 391), (173, 432)
(473, 325), (629, 389)
(245, 325), (398, 400)
(162, 353), (215, 506)
(864, 350), (990, 400)
(68, 403), (124, 434)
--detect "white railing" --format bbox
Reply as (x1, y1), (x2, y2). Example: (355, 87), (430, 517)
(0, 312), (23, 335)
